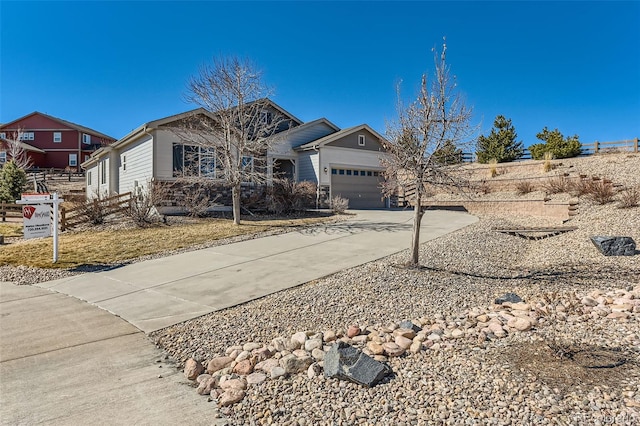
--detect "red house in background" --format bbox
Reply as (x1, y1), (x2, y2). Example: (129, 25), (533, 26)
(0, 112), (116, 172)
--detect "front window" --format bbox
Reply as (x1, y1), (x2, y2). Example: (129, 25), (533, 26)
(0, 151), (6, 164)
(53, 132), (62, 143)
(241, 156), (254, 172)
(82, 134), (91, 144)
(173, 143), (217, 178)
(100, 161), (107, 184)
(69, 153), (78, 167)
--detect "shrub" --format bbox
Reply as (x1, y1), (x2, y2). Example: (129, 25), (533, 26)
(618, 186), (640, 208)
(529, 127), (582, 160)
(543, 176), (572, 194)
(128, 182), (169, 226)
(177, 181), (218, 218)
(570, 178), (593, 197)
(267, 179), (316, 214)
(542, 152), (554, 173)
(516, 180), (535, 195)
(331, 195), (349, 214)
(587, 180), (615, 205)
(73, 191), (112, 225)
(0, 160), (27, 203)
(243, 179), (316, 214)
(487, 159), (498, 178)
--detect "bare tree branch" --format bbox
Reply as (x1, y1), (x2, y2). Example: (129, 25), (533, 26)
(168, 56), (294, 224)
(382, 41), (477, 266)
(2, 128), (34, 170)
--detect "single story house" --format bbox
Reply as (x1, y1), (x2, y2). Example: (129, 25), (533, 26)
(82, 100), (389, 209)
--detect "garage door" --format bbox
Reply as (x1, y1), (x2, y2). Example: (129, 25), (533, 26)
(331, 168), (385, 209)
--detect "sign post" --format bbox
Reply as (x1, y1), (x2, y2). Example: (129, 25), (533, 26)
(17, 192), (65, 263)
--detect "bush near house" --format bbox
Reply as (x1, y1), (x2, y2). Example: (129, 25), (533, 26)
(529, 127), (582, 160)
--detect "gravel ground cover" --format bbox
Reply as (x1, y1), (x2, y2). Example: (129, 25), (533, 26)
(3, 154), (639, 424)
(151, 201), (639, 425)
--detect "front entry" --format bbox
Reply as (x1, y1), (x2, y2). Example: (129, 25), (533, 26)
(273, 159), (295, 180)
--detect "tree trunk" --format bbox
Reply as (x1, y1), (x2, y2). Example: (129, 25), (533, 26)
(232, 184), (241, 225)
(410, 192), (423, 267)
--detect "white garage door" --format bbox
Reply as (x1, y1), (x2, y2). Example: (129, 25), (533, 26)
(331, 168), (385, 209)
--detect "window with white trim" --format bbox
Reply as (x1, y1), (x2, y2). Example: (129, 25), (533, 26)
(241, 156), (254, 172)
(82, 133), (91, 144)
(358, 134), (365, 146)
(19, 132), (34, 141)
(0, 132), (5, 139)
(69, 153), (78, 167)
(122, 155), (127, 171)
(87, 171), (92, 186)
(172, 143), (218, 178)
(53, 132), (62, 143)
(0, 151), (6, 164)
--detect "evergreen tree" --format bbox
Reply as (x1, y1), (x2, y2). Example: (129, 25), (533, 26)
(529, 127), (582, 160)
(476, 115), (524, 163)
(433, 140), (463, 165)
(0, 160), (27, 203)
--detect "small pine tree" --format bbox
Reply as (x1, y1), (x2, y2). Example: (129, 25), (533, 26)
(476, 115), (524, 163)
(529, 127), (582, 160)
(0, 160), (27, 203)
(433, 140), (463, 165)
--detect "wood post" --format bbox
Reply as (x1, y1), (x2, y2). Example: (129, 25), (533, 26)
(594, 141), (599, 154)
(635, 137), (639, 153)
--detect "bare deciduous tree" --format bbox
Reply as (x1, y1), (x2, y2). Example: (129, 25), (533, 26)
(382, 42), (476, 266)
(172, 56), (293, 225)
(2, 128), (34, 169)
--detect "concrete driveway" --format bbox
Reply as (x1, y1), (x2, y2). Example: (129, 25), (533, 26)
(35, 209), (477, 333)
(1, 209), (476, 424)
(0, 282), (227, 425)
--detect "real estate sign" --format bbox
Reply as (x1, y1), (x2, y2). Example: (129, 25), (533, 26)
(22, 204), (51, 239)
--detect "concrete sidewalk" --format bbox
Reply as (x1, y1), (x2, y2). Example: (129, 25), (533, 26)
(0, 282), (226, 425)
(36, 209), (477, 333)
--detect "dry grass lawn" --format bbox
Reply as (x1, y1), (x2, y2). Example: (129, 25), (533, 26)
(0, 216), (331, 269)
(0, 224), (23, 237)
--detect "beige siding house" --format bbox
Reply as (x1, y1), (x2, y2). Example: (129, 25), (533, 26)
(82, 100), (390, 209)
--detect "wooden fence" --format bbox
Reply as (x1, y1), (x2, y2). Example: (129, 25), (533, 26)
(59, 192), (131, 231)
(0, 202), (23, 222)
(462, 137), (639, 163)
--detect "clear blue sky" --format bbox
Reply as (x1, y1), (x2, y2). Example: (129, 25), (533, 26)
(1, 1), (639, 148)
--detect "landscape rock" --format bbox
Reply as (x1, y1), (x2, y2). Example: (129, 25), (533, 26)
(218, 389), (245, 407)
(399, 320), (422, 332)
(382, 342), (405, 357)
(245, 372), (267, 385)
(495, 293), (522, 305)
(270, 366), (286, 379)
(184, 358), (204, 380)
(207, 356), (233, 374)
(324, 341), (390, 387)
(233, 359), (254, 375)
(590, 236), (636, 256)
(196, 376), (217, 395)
(346, 325), (361, 338)
(279, 354), (313, 374)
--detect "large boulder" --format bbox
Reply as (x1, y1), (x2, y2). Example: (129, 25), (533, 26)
(591, 236), (636, 256)
(324, 341), (390, 387)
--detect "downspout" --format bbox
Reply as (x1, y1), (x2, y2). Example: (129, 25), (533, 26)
(77, 132), (82, 172)
(313, 145), (320, 209)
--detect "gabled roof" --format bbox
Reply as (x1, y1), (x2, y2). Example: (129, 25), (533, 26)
(295, 124), (388, 151)
(246, 98), (304, 126)
(0, 111), (116, 141)
(0, 137), (46, 154)
(82, 108), (216, 168)
(264, 117), (339, 143)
